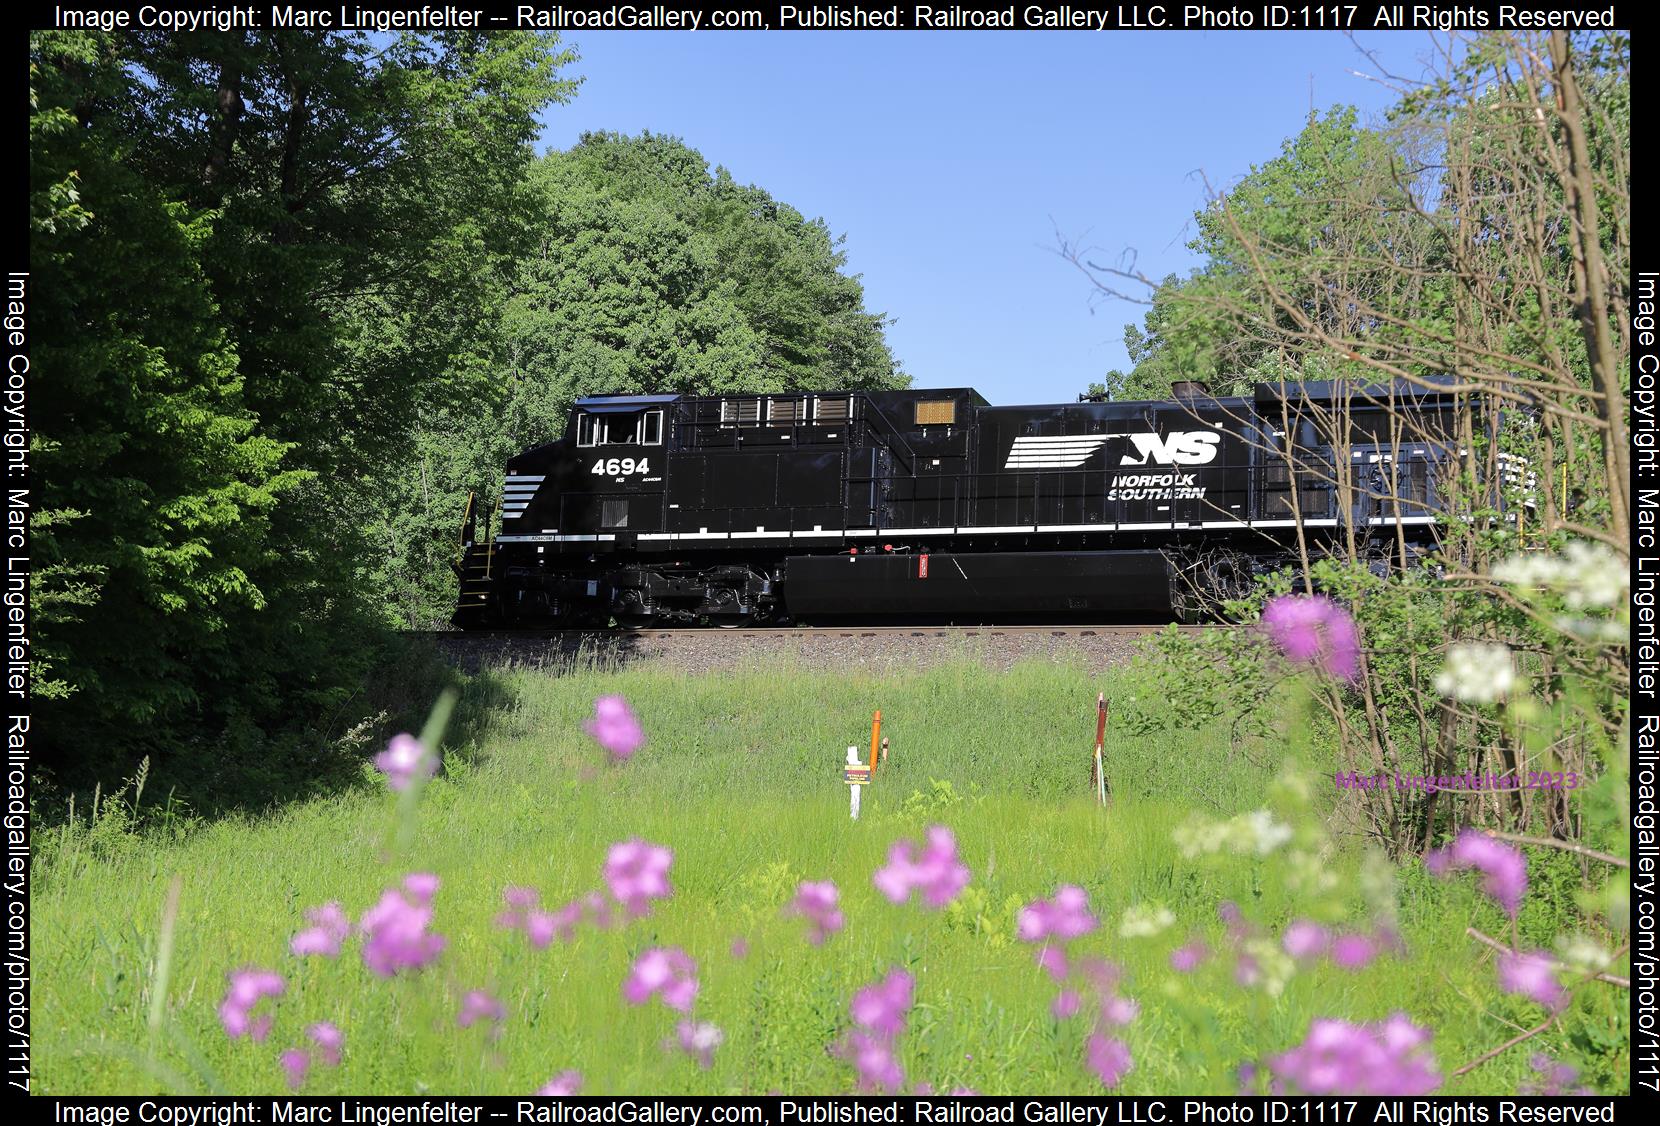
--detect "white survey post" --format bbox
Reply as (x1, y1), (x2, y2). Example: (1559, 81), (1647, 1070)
(844, 745), (870, 820)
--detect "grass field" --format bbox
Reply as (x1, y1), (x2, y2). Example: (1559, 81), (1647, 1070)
(32, 652), (1628, 1095)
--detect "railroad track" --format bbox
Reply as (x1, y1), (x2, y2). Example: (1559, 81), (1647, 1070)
(423, 623), (1216, 643)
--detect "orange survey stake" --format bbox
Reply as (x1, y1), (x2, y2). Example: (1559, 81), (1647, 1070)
(870, 710), (882, 774)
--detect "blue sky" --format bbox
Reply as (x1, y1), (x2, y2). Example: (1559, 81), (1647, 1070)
(535, 31), (1438, 407)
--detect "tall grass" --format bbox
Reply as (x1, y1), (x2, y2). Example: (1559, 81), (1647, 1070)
(31, 654), (1625, 1094)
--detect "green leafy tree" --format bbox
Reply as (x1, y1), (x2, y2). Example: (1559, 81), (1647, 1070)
(370, 132), (907, 629)
(31, 29), (577, 800)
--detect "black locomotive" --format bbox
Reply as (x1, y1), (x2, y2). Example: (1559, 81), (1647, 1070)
(452, 379), (1486, 628)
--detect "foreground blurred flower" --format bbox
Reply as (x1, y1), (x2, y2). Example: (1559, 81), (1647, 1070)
(844, 1031), (905, 1093)
(537, 1071), (582, 1096)
(1170, 941), (1210, 973)
(1498, 951), (1568, 1013)
(623, 947), (699, 1012)
(1099, 995), (1139, 1027)
(604, 838), (675, 917)
(1281, 920), (1332, 961)
(851, 968), (915, 1038)
(1085, 1034), (1133, 1088)
(1425, 830), (1528, 917)
(586, 695), (645, 761)
(290, 902), (350, 958)
(1052, 990), (1082, 1019)
(359, 875), (446, 977)
(1269, 1014), (1440, 1095)
(280, 1048), (309, 1090)
(307, 1022), (343, 1067)
(457, 989), (507, 1034)
(281, 1022), (344, 1090)
(672, 1019), (725, 1069)
(1494, 541), (1628, 611)
(374, 733), (436, 792)
(1260, 595), (1360, 681)
(1118, 903), (1176, 939)
(838, 967), (916, 1093)
(1017, 885), (1097, 943)
(1331, 934), (1379, 971)
(219, 968), (284, 1041)
(1434, 642), (1518, 705)
(1175, 809), (1293, 859)
(1521, 1053), (1591, 1096)
(1035, 945), (1068, 980)
(873, 825), (971, 909)
(787, 880), (846, 945)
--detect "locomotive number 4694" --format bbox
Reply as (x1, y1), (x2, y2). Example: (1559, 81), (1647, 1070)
(591, 457), (650, 476)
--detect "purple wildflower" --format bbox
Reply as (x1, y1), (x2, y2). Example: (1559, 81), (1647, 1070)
(623, 947), (699, 1012)
(1074, 956), (1122, 994)
(1017, 885), (1098, 943)
(1218, 900), (1251, 938)
(457, 989), (507, 1033)
(374, 733), (436, 791)
(873, 825), (971, 909)
(403, 872), (440, 904)
(1270, 1014), (1440, 1095)
(1099, 995), (1140, 1027)
(1260, 595), (1361, 682)
(844, 1030), (906, 1093)
(1085, 1034), (1133, 1088)
(1425, 830), (1528, 917)
(604, 838), (674, 917)
(307, 1022), (343, 1067)
(359, 878), (446, 977)
(219, 968), (284, 1041)
(280, 1048), (310, 1090)
(787, 880), (846, 945)
(1035, 946), (1069, 981)
(1521, 1054), (1590, 1096)
(836, 967), (917, 1092)
(496, 885), (539, 930)
(1331, 934), (1378, 971)
(586, 695), (645, 761)
(1282, 920), (1332, 961)
(290, 902), (350, 958)
(672, 1019), (725, 1069)
(851, 968), (915, 1038)
(730, 936), (751, 960)
(1052, 990), (1082, 1019)
(537, 1071), (582, 1096)
(1498, 951), (1568, 1013)
(1170, 941), (1210, 973)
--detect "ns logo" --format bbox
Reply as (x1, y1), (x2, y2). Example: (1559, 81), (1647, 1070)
(1116, 430), (1221, 466)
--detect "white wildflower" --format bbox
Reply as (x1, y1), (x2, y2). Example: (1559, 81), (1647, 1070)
(1174, 810), (1293, 859)
(1238, 810), (1295, 855)
(1434, 642), (1519, 704)
(1493, 541), (1628, 610)
(1285, 848), (1340, 897)
(1239, 937), (1296, 997)
(1118, 903), (1176, 939)
(1555, 935), (1613, 974)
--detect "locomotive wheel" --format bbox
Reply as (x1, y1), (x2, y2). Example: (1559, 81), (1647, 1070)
(615, 613), (655, 630)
